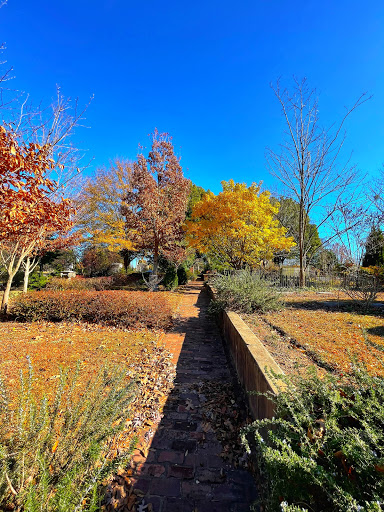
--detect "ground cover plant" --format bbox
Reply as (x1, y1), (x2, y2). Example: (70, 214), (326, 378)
(0, 320), (177, 511)
(46, 273), (152, 291)
(0, 361), (137, 511)
(10, 290), (173, 330)
(241, 364), (384, 512)
(209, 270), (283, 314)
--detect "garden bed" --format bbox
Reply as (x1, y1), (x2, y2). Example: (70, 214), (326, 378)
(0, 318), (178, 510)
(243, 290), (384, 377)
(0, 321), (162, 396)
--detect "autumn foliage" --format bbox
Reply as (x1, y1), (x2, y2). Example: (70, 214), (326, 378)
(185, 180), (295, 269)
(0, 125), (74, 312)
(77, 159), (135, 253)
(123, 130), (191, 287)
(11, 290), (173, 330)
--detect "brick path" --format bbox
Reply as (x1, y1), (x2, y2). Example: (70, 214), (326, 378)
(130, 281), (258, 511)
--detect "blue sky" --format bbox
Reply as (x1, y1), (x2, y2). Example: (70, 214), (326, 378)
(1, 0), (384, 195)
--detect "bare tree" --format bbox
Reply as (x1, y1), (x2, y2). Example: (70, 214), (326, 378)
(371, 165), (384, 225)
(267, 78), (370, 286)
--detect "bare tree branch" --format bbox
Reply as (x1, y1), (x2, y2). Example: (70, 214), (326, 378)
(267, 77), (370, 285)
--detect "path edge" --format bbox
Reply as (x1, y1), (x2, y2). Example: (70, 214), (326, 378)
(206, 284), (285, 420)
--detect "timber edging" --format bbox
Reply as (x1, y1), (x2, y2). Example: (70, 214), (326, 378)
(206, 283), (285, 420)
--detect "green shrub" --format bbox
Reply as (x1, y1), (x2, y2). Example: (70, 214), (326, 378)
(209, 270), (283, 313)
(163, 267), (178, 290)
(186, 269), (198, 281)
(177, 266), (188, 285)
(11, 290), (173, 330)
(241, 364), (384, 511)
(0, 359), (137, 511)
(110, 272), (145, 289)
(28, 272), (49, 290)
(11, 270), (24, 288)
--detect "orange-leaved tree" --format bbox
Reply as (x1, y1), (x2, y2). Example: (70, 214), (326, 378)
(122, 130), (191, 290)
(185, 180), (295, 269)
(0, 125), (74, 312)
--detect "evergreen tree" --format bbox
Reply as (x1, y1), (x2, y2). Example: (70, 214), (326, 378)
(362, 226), (384, 267)
(272, 197), (322, 267)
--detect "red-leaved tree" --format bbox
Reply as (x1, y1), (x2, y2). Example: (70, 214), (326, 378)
(122, 130), (191, 290)
(0, 126), (74, 312)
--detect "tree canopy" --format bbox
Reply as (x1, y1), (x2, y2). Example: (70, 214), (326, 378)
(185, 180), (295, 270)
(122, 130), (191, 289)
(186, 183), (208, 219)
(77, 159), (135, 253)
(0, 126), (74, 311)
(267, 78), (368, 285)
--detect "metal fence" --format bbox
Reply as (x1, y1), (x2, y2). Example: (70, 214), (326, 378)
(256, 269), (342, 290)
(217, 268), (381, 292)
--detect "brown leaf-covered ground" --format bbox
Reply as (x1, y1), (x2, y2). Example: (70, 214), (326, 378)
(244, 290), (384, 377)
(0, 289), (186, 510)
(0, 322), (162, 395)
(0, 290), (183, 394)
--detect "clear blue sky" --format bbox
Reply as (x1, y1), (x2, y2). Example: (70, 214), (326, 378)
(1, 0), (384, 194)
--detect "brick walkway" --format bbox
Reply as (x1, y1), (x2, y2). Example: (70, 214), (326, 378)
(131, 281), (258, 511)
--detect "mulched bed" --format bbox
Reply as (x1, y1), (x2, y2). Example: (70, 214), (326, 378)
(243, 290), (384, 377)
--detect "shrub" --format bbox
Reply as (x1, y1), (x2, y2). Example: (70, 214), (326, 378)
(46, 276), (113, 291)
(28, 271), (49, 290)
(109, 272), (146, 289)
(186, 269), (198, 281)
(11, 290), (173, 330)
(163, 267), (178, 290)
(342, 269), (380, 310)
(177, 266), (188, 285)
(46, 277), (91, 291)
(46, 274), (146, 292)
(0, 360), (137, 511)
(209, 270), (283, 314)
(241, 364), (384, 511)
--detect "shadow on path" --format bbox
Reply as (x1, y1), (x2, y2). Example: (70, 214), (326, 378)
(128, 282), (258, 512)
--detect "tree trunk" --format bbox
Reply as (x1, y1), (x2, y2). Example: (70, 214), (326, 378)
(1, 276), (13, 315)
(123, 252), (129, 273)
(299, 198), (306, 287)
(152, 247), (159, 291)
(299, 241), (305, 287)
(23, 257), (31, 293)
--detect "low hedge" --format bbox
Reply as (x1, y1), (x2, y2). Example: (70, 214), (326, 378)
(46, 273), (149, 291)
(11, 290), (173, 330)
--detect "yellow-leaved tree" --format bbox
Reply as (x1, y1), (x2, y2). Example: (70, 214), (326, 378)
(76, 160), (136, 271)
(185, 180), (295, 269)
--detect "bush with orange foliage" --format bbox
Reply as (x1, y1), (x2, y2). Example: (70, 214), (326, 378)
(11, 290), (173, 330)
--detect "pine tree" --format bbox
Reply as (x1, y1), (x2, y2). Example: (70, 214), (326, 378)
(362, 225), (384, 267)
